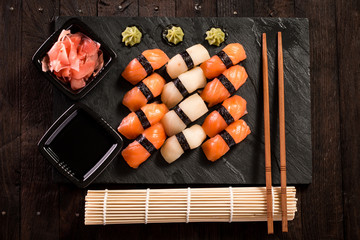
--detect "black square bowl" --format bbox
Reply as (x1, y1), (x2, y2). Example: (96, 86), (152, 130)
(38, 103), (123, 188)
(32, 18), (117, 100)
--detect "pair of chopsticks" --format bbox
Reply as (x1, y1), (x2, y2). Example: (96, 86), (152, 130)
(262, 32), (287, 234)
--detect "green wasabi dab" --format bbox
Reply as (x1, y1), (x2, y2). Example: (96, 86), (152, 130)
(166, 26), (184, 45)
(122, 26), (142, 47)
(205, 28), (225, 46)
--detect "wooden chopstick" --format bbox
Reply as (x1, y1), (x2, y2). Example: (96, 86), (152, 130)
(262, 33), (274, 234)
(278, 32), (288, 232)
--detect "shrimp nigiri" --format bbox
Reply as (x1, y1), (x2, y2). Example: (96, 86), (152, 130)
(122, 123), (166, 168)
(122, 73), (166, 111)
(202, 119), (251, 162)
(200, 43), (246, 79)
(200, 65), (247, 107)
(118, 103), (168, 139)
(122, 49), (169, 85)
(202, 95), (247, 137)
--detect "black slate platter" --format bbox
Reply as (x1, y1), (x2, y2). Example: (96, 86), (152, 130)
(52, 16), (311, 185)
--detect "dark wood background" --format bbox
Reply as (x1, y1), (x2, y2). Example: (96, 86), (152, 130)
(1, 0), (358, 239)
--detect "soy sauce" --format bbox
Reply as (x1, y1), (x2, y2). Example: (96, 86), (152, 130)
(45, 109), (115, 180)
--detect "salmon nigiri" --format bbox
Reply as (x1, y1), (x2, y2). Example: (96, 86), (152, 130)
(202, 119), (251, 162)
(122, 49), (169, 85)
(122, 73), (166, 111)
(202, 95), (247, 137)
(118, 103), (168, 139)
(122, 123), (166, 168)
(200, 43), (246, 79)
(200, 65), (248, 107)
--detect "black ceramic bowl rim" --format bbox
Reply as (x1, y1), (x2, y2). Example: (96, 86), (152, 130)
(38, 103), (123, 188)
(32, 18), (117, 100)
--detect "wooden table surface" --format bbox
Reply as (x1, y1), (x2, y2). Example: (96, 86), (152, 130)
(1, 0), (359, 239)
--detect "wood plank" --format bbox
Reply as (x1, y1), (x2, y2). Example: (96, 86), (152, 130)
(139, 0), (175, 17)
(271, 2), (302, 237)
(98, 0), (138, 16)
(59, 0), (97, 16)
(254, 0), (269, 17)
(176, 0), (217, 17)
(217, 0), (254, 17)
(295, 0), (344, 239)
(0, 1), (21, 239)
(59, 186), (87, 240)
(57, 2), (98, 239)
(335, 0), (360, 239)
(20, 0), (60, 239)
(269, 0), (295, 17)
(254, 0), (294, 17)
(0, 186), (19, 240)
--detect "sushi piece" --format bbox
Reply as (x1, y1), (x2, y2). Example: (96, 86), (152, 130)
(161, 93), (208, 136)
(166, 44), (210, 79)
(161, 67), (206, 109)
(122, 49), (169, 85)
(200, 65), (247, 107)
(200, 43), (246, 79)
(118, 103), (168, 139)
(160, 124), (206, 164)
(122, 73), (166, 111)
(201, 119), (251, 162)
(202, 95), (247, 137)
(122, 123), (166, 168)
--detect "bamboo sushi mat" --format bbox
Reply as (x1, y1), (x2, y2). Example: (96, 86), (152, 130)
(85, 187), (297, 225)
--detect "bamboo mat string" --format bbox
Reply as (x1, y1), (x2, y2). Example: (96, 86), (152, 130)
(229, 186), (234, 223)
(103, 189), (108, 225)
(186, 187), (191, 223)
(272, 187), (274, 216)
(145, 188), (150, 224)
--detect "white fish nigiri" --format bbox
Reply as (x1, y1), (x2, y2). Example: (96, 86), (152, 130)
(161, 124), (206, 164)
(166, 44), (210, 79)
(161, 67), (206, 109)
(161, 93), (208, 136)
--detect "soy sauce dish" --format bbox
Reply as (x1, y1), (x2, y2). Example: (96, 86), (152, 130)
(38, 103), (123, 188)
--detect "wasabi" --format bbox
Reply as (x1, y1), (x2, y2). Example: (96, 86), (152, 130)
(205, 28), (226, 46)
(122, 26), (142, 47)
(166, 26), (184, 45)
(162, 25), (184, 46)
